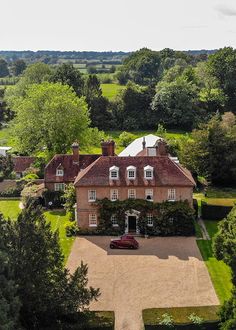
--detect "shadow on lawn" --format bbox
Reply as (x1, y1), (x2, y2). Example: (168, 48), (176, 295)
(47, 209), (66, 216)
(80, 235), (203, 261)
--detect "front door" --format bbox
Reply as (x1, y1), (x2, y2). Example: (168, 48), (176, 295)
(128, 216), (136, 232)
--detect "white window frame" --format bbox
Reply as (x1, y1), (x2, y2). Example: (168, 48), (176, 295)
(147, 214), (153, 227)
(127, 166), (136, 180)
(128, 189), (136, 199)
(144, 165), (153, 180)
(56, 169), (64, 176)
(111, 215), (118, 227)
(168, 188), (176, 201)
(145, 189), (153, 201)
(54, 183), (65, 191)
(88, 190), (96, 202)
(89, 213), (97, 227)
(110, 189), (118, 201)
(109, 166), (119, 180)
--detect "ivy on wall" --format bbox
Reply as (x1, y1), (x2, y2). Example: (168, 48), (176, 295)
(96, 199), (195, 236)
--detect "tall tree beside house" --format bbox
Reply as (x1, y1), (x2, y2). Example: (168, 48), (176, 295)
(50, 63), (84, 96)
(4, 199), (100, 329)
(11, 82), (91, 155)
(179, 113), (236, 185)
(0, 215), (20, 330)
(213, 206), (236, 330)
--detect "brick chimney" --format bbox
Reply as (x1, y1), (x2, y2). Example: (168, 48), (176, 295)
(72, 141), (79, 163)
(142, 137), (146, 150)
(156, 140), (168, 156)
(101, 140), (115, 156)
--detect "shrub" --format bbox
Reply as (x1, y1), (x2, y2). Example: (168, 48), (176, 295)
(118, 131), (136, 147)
(0, 185), (23, 197)
(158, 313), (174, 327)
(43, 190), (64, 208)
(65, 222), (80, 237)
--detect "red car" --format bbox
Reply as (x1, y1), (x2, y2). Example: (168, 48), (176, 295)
(110, 235), (139, 249)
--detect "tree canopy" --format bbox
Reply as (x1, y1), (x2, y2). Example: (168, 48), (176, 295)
(11, 82), (90, 155)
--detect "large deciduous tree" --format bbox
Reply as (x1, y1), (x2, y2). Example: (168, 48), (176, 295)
(179, 113), (236, 185)
(0, 59), (9, 78)
(12, 59), (26, 76)
(11, 82), (90, 155)
(50, 63), (84, 96)
(151, 78), (198, 130)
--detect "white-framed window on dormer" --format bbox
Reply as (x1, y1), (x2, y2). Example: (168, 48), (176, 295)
(144, 165), (153, 180)
(145, 189), (153, 201)
(109, 166), (119, 180)
(56, 169), (64, 176)
(110, 189), (118, 201)
(127, 166), (136, 180)
(168, 188), (176, 201)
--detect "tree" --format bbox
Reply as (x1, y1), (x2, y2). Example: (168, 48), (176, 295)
(50, 63), (84, 96)
(63, 183), (76, 221)
(0, 59), (9, 78)
(213, 207), (236, 329)
(179, 113), (236, 185)
(151, 78), (198, 130)
(84, 74), (102, 102)
(5, 200), (100, 328)
(0, 214), (20, 330)
(12, 60), (26, 76)
(0, 155), (14, 178)
(208, 47), (236, 112)
(11, 82), (90, 155)
(118, 131), (136, 147)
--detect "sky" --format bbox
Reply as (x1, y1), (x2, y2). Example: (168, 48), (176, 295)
(1, 0), (236, 51)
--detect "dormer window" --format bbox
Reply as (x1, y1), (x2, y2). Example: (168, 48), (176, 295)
(56, 164), (64, 176)
(127, 166), (136, 180)
(109, 166), (119, 180)
(144, 165), (153, 180)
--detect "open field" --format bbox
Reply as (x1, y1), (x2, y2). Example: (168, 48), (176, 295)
(101, 83), (125, 99)
(197, 220), (232, 304)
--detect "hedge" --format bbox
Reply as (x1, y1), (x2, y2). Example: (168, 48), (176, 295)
(144, 322), (219, 330)
(201, 201), (233, 220)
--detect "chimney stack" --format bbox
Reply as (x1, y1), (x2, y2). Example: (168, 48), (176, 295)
(101, 140), (115, 156)
(156, 140), (168, 156)
(142, 137), (146, 150)
(72, 141), (79, 163)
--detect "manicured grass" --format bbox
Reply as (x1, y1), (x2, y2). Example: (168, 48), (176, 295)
(143, 306), (219, 325)
(44, 210), (75, 262)
(101, 83), (125, 99)
(197, 220), (232, 304)
(0, 198), (21, 220)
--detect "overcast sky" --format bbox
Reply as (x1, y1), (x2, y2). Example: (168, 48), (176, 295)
(1, 0), (236, 51)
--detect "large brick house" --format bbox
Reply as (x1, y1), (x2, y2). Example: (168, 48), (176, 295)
(74, 140), (195, 233)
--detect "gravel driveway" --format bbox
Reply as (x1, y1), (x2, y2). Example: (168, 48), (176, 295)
(66, 236), (219, 330)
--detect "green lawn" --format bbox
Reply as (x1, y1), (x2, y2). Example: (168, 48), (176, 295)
(0, 200), (74, 262)
(0, 199), (21, 219)
(197, 220), (232, 304)
(101, 83), (125, 99)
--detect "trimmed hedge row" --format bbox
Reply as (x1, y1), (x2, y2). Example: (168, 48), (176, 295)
(144, 322), (219, 329)
(201, 201), (233, 220)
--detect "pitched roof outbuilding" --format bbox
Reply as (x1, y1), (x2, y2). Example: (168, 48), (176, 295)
(13, 156), (35, 173)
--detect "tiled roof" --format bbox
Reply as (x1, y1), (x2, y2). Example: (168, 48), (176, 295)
(75, 156), (195, 187)
(13, 156), (35, 173)
(45, 154), (100, 183)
